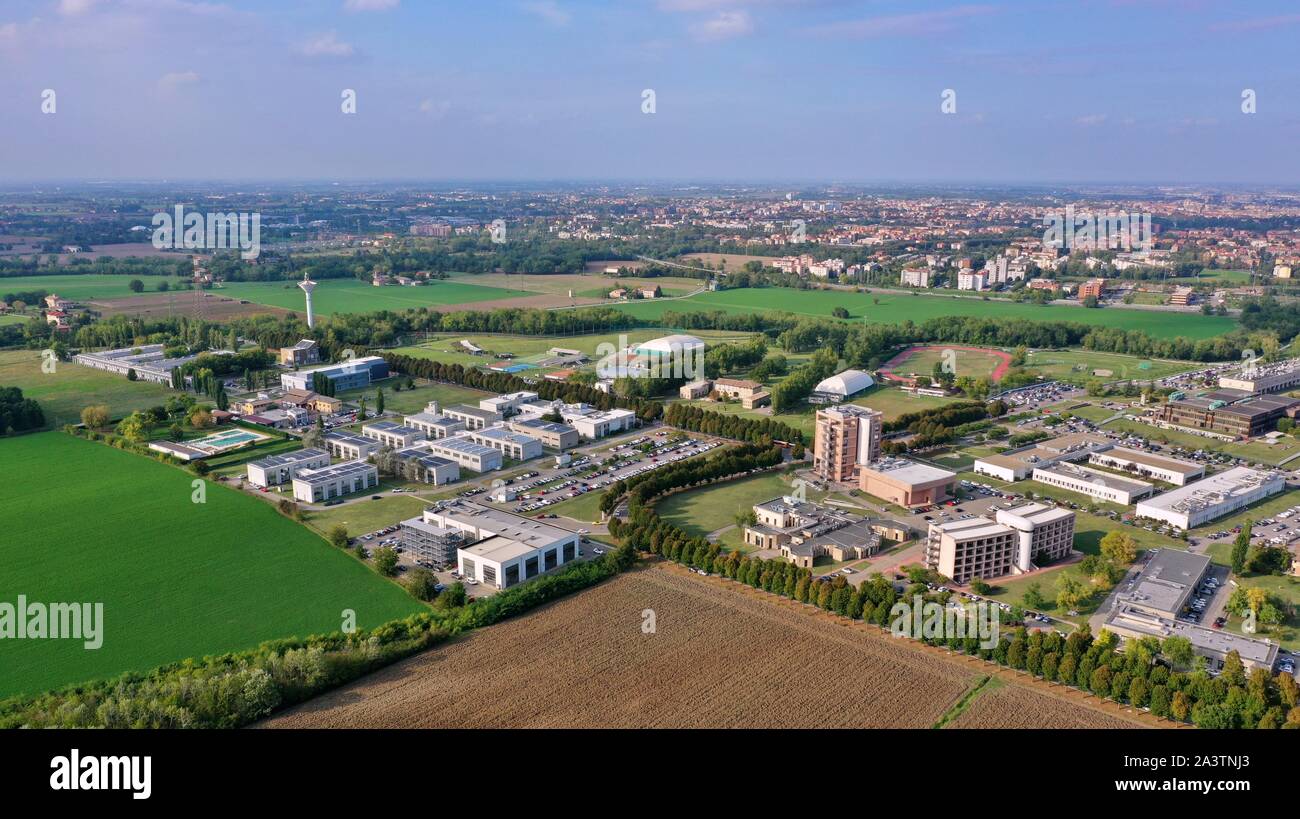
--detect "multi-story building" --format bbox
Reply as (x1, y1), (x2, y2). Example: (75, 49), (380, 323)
(466, 426), (543, 462)
(993, 503), (1076, 571)
(1031, 462), (1154, 505)
(393, 447), (460, 485)
(245, 448), (330, 488)
(291, 460), (378, 503)
(1218, 359), (1300, 394)
(506, 417), (580, 450)
(73, 344), (202, 385)
(901, 267), (930, 287)
(424, 500), (582, 590)
(277, 339), (320, 367)
(478, 391), (538, 418)
(280, 356), (389, 392)
(1078, 278), (1106, 300)
(424, 434), (504, 472)
(1157, 392), (1300, 439)
(924, 518), (1018, 585)
(957, 269), (987, 291)
(812, 405), (882, 483)
(361, 420), (426, 449)
(322, 430), (381, 461)
(1136, 467), (1284, 530)
(403, 409), (466, 440)
(443, 404), (504, 431)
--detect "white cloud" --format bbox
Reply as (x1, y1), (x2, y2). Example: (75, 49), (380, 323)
(158, 70), (201, 90)
(804, 5), (998, 39)
(294, 31), (356, 59)
(418, 98), (451, 118)
(58, 0), (103, 17)
(344, 0), (400, 11)
(689, 9), (753, 41)
(1075, 113), (1108, 127)
(521, 1), (571, 27)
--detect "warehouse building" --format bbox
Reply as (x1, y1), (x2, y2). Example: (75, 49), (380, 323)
(424, 500), (582, 590)
(291, 460), (378, 503)
(425, 434), (503, 472)
(1218, 359), (1300, 394)
(507, 417), (580, 450)
(1031, 462), (1155, 505)
(361, 420), (426, 449)
(466, 426), (543, 461)
(1135, 466), (1284, 530)
(246, 448), (330, 488)
(859, 458), (957, 507)
(280, 356), (389, 392)
(322, 430), (381, 461)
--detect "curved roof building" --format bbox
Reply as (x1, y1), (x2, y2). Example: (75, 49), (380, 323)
(814, 369), (875, 398)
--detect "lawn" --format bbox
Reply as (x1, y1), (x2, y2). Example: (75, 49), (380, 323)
(1022, 350), (1199, 385)
(211, 279), (531, 317)
(850, 384), (966, 420)
(885, 346), (1009, 381)
(0, 432), (424, 699)
(544, 490), (606, 524)
(0, 348), (177, 428)
(654, 471), (814, 539)
(336, 380), (492, 415)
(612, 287), (1236, 340)
(303, 493), (437, 537)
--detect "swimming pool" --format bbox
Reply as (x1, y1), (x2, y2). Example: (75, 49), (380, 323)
(189, 429), (268, 452)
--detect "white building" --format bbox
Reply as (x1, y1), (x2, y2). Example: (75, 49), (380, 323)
(1135, 467), (1284, 530)
(361, 420), (426, 449)
(393, 447), (460, 485)
(73, 343), (202, 385)
(291, 460), (378, 503)
(813, 369), (875, 400)
(901, 267), (930, 288)
(322, 430), (381, 461)
(479, 391), (538, 417)
(1031, 462), (1155, 505)
(403, 410), (466, 440)
(246, 448), (330, 488)
(957, 269), (988, 291)
(425, 433), (504, 472)
(424, 500), (582, 590)
(516, 400), (635, 440)
(994, 503), (1076, 572)
(443, 404), (503, 430)
(466, 425), (543, 461)
(1087, 446), (1205, 486)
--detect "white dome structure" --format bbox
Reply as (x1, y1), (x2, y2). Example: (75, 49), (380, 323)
(814, 369), (875, 398)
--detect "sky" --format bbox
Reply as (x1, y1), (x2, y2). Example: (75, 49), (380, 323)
(2, 0), (1300, 184)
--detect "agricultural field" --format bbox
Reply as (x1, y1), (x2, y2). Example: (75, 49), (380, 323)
(611, 287), (1236, 340)
(947, 679), (1149, 729)
(0, 348), (176, 428)
(0, 432), (425, 699)
(211, 279), (532, 316)
(0, 273), (187, 301)
(261, 564), (1157, 728)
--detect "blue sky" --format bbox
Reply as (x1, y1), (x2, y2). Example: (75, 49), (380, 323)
(3, 0), (1300, 183)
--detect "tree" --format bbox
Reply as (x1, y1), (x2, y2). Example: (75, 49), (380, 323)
(126, 367), (138, 382)
(404, 568), (438, 601)
(832, 306), (850, 319)
(128, 278), (144, 293)
(1231, 522), (1253, 574)
(1162, 635), (1195, 671)
(357, 396), (368, 422)
(1023, 582), (1046, 610)
(1055, 574), (1088, 612)
(372, 547), (399, 576)
(327, 526), (349, 549)
(1099, 530), (1138, 566)
(80, 404), (110, 429)
(433, 581), (467, 610)
(189, 408), (214, 429)
(115, 411), (152, 443)
(376, 389), (385, 415)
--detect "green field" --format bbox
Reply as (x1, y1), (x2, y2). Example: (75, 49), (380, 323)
(0, 433), (424, 699)
(544, 490), (607, 524)
(850, 384), (965, 420)
(211, 279), (531, 316)
(1023, 350), (1198, 384)
(0, 274), (186, 301)
(655, 472), (813, 539)
(336, 380), (492, 415)
(612, 288), (1237, 340)
(886, 347), (1008, 381)
(0, 349), (177, 428)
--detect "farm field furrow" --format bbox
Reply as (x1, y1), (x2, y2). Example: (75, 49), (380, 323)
(948, 682), (1149, 729)
(261, 565), (1153, 729)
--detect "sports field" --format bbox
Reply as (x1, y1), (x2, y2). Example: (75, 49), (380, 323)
(0, 433), (424, 699)
(390, 329), (757, 371)
(0, 349), (177, 428)
(611, 288), (1236, 340)
(212, 279), (532, 316)
(881, 345), (1012, 382)
(1022, 349), (1198, 384)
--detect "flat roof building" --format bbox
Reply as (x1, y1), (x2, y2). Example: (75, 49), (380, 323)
(403, 410), (466, 440)
(322, 430), (381, 461)
(860, 457), (956, 508)
(1031, 462), (1155, 505)
(278, 339), (320, 367)
(246, 448), (330, 488)
(1218, 359), (1300, 395)
(972, 433), (1111, 482)
(397, 518), (464, 566)
(507, 417), (580, 450)
(925, 517), (1018, 585)
(280, 356), (389, 392)
(291, 460), (378, 503)
(466, 425), (543, 462)
(362, 420), (426, 449)
(443, 404), (503, 431)
(1087, 446), (1205, 486)
(1136, 466), (1284, 530)
(813, 404), (882, 483)
(393, 446), (460, 485)
(479, 391), (538, 417)
(73, 343), (202, 385)
(1157, 392), (1300, 439)
(424, 500), (582, 590)
(425, 433), (504, 472)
